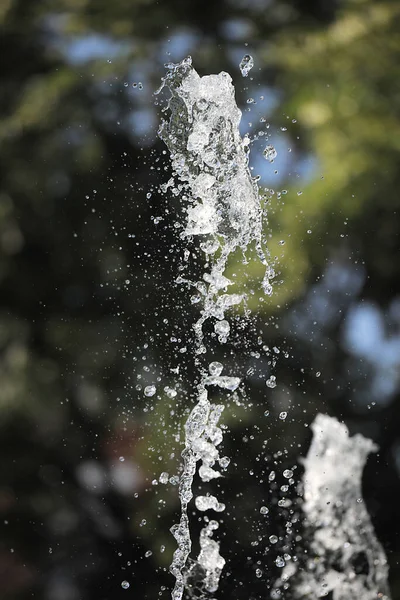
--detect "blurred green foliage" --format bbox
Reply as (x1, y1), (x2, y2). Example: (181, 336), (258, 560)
(1, 0), (400, 598)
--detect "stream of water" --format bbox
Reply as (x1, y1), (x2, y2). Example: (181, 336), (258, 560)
(156, 56), (391, 600)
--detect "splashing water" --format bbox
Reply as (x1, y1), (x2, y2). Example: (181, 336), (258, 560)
(157, 56), (272, 600)
(158, 57), (273, 352)
(156, 57), (391, 600)
(274, 414), (391, 600)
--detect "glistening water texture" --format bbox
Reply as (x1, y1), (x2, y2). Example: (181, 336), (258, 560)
(156, 57), (391, 600)
(157, 56), (273, 600)
(273, 414), (391, 600)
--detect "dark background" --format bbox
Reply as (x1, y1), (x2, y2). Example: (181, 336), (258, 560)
(1, 0), (400, 598)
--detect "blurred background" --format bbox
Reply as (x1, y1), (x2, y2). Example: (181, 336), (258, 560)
(1, 0), (400, 598)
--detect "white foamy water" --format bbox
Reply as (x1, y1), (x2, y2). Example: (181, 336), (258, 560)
(274, 414), (391, 600)
(158, 56), (273, 352)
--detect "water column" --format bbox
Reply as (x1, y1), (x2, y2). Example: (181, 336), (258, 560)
(273, 414), (391, 600)
(157, 57), (273, 599)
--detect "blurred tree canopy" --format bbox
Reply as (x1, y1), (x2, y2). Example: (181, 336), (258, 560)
(1, 0), (400, 599)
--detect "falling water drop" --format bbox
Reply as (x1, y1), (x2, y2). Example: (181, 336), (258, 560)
(239, 54), (254, 77)
(214, 320), (230, 338)
(159, 472), (169, 484)
(144, 385), (156, 397)
(209, 362), (224, 376)
(263, 144), (277, 162)
(269, 535), (278, 544)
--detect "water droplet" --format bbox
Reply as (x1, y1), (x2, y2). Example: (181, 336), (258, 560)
(269, 535), (278, 544)
(239, 54), (254, 77)
(276, 556), (285, 568)
(263, 279), (273, 296)
(144, 385), (156, 397)
(159, 472), (169, 484)
(263, 144), (277, 162)
(119, 456), (125, 462)
(260, 506), (269, 515)
(209, 361), (224, 376)
(165, 386), (177, 398)
(214, 320), (230, 337)
(195, 495), (225, 512)
(204, 374), (240, 391)
(256, 568), (263, 578)
(219, 456), (230, 469)
(145, 550), (152, 557)
(279, 411), (287, 420)
(266, 375), (276, 389)
(283, 469), (293, 479)
(200, 239), (220, 254)
(121, 580), (130, 589)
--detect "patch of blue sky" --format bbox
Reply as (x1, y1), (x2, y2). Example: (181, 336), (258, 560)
(61, 34), (132, 65)
(239, 85), (281, 124)
(128, 109), (157, 147)
(344, 302), (400, 390)
(325, 261), (365, 295)
(160, 29), (200, 63)
(250, 132), (316, 187)
(289, 261), (365, 340)
(220, 18), (255, 42)
(344, 303), (385, 361)
(373, 370), (398, 399)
